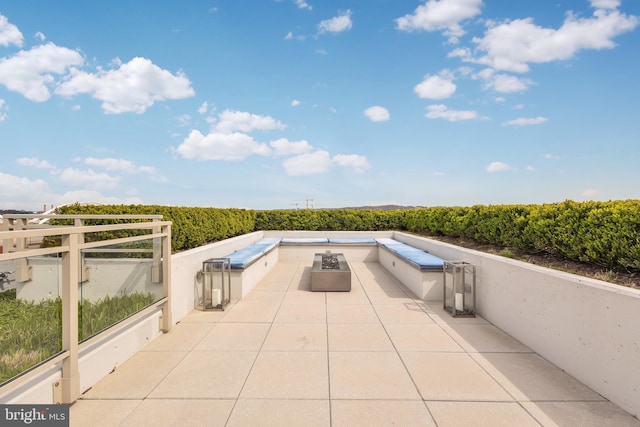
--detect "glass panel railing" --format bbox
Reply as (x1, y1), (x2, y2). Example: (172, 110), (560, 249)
(0, 255), (63, 385)
(79, 237), (164, 342)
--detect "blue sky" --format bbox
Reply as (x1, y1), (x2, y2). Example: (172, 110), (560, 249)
(0, 0), (638, 211)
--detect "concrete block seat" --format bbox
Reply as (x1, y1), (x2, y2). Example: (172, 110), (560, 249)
(280, 237), (377, 246)
(221, 237), (281, 299)
(225, 237), (281, 269)
(280, 237), (330, 245)
(219, 235), (445, 301)
(375, 238), (445, 301)
(375, 238), (444, 271)
(328, 237), (377, 245)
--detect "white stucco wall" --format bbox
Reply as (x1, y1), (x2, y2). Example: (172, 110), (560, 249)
(392, 231), (640, 417)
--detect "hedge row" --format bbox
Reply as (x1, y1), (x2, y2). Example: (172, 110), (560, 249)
(254, 209), (405, 231)
(55, 201), (640, 271)
(55, 204), (255, 251)
(402, 200), (640, 270)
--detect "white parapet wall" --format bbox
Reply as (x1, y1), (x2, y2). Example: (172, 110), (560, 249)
(278, 244), (378, 263)
(267, 230), (389, 264)
(170, 231), (268, 322)
(15, 257), (164, 303)
(392, 231), (640, 417)
(377, 248), (443, 300)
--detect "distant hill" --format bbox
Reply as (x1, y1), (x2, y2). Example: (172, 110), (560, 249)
(337, 205), (424, 211)
(0, 209), (36, 215)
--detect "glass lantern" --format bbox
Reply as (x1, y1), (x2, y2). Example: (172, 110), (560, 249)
(200, 258), (231, 310)
(443, 261), (476, 317)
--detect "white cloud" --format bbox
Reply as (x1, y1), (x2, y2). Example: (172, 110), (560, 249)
(582, 188), (601, 198)
(543, 153), (561, 159)
(214, 109), (286, 133)
(283, 151), (332, 175)
(486, 161), (512, 173)
(178, 114), (191, 126)
(0, 43), (84, 102)
(285, 31), (306, 41)
(395, 0), (483, 43)
(472, 8), (638, 73)
(83, 157), (167, 182)
(291, 99), (301, 107)
(526, 165), (536, 171)
(333, 154), (371, 174)
(294, 0), (312, 11)
(414, 72), (457, 99)
(363, 106), (390, 122)
(502, 116), (548, 126)
(58, 190), (143, 206)
(318, 10), (353, 34)
(0, 98), (6, 121)
(270, 138), (313, 157)
(55, 57), (195, 114)
(17, 157), (56, 170)
(591, 0), (620, 10)
(485, 74), (532, 93)
(0, 14), (23, 47)
(34, 31), (46, 42)
(175, 130), (271, 161)
(0, 172), (51, 209)
(59, 167), (120, 190)
(448, 46), (472, 59)
(425, 104), (477, 121)
(197, 101), (209, 114)
(0, 171), (143, 210)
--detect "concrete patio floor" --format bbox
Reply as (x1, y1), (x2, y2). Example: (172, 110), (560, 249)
(70, 261), (639, 426)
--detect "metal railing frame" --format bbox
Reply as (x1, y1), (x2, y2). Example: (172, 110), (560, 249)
(0, 215), (172, 404)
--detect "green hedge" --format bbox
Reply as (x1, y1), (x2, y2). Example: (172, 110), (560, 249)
(55, 201), (640, 271)
(254, 209), (405, 231)
(55, 204), (255, 252)
(402, 200), (640, 270)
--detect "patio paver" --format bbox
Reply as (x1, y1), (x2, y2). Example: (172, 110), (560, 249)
(70, 260), (640, 426)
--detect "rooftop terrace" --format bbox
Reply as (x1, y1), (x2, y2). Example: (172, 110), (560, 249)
(70, 260), (639, 426)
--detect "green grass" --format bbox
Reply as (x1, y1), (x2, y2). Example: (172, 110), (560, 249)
(499, 248), (516, 258)
(0, 290), (156, 384)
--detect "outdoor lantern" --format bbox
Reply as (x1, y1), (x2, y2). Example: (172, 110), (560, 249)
(200, 258), (231, 310)
(443, 261), (476, 317)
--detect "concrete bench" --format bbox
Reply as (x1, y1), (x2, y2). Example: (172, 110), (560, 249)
(280, 237), (329, 245)
(375, 238), (444, 271)
(375, 238), (445, 300)
(219, 236), (445, 301)
(279, 237), (377, 246)
(277, 237), (378, 263)
(224, 237), (281, 270)
(221, 237), (281, 299)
